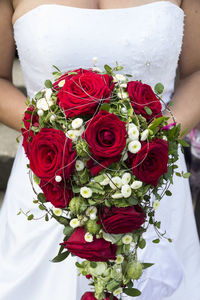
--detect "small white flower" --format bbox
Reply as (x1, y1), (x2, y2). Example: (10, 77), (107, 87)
(36, 98), (49, 111)
(122, 234), (133, 245)
(114, 74), (126, 82)
(120, 83), (127, 88)
(44, 88), (52, 101)
(66, 130), (78, 142)
(55, 175), (62, 183)
(80, 187), (93, 199)
(53, 208), (62, 216)
(109, 176), (123, 190)
(92, 56), (98, 65)
(75, 160), (85, 171)
(90, 213), (97, 220)
(92, 66), (102, 73)
(122, 173), (131, 185)
(50, 114), (56, 122)
(86, 206), (97, 217)
(127, 123), (137, 130)
(47, 99), (54, 107)
(113, 288), (123, 296)
(115, 255), (124, 264)
(85, 232), (93, 243)
(128, 141), (141, 154)
(121, 107), (128, 114)
(100, 173), (110, 186)
(128, 126), (139, 141)
(131, 181), (143, 190)
(111, 192), (123, 199)
(153, 200), (160, 210)
(74, 127), (85, 137)
(72, 118), (83, 129)
(58, 80), (65, 88)
(70, 218), (80, 228)
(141, 129), (149, 141)
(117, 91), (129, 99)
(37, 109), (44, 117)
(121, 184), (132, 198)
(162, 135), (168, 141)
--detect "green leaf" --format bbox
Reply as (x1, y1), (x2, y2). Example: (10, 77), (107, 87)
(45, 214), (49, 221)
(125, 74), (133, 77)
(57, 217), (69, 226)
(63, 226), (74, 236)
(104, 64), (113, 74)
(183, 172), (191, 179)
(33, 200), (38, 204)
(35, 91), (43, 100)
(38, 193), (46, 203)
(33, 173), (40, 185)
(178, 139), (190, 147)
(142, 263), (154, 269)
(144, 106), (152, 116)
(39, 204), (45, 210)
(153, 239), (160, 244)
(51, 251), (70, 263)
(100, 103), (111, 112)
(90, 262), (97, 268)
(52, 65), (61, 72)
(166, 190), (172, 196)
(156, 221), (161, 229)
(154, 83), (164, 94)
(109, 294), (114, 300)
(45, 80), (53, 88)
(168, 238), (173, 243)
(94, 174), (105, 183)
(138, 239), (146, 249)
(123, 288), (141, 297)
(17, 211), (21, 215)
(175, 172), (182, 177)
(148, 116), (166, 130)
(27, 214), (34, 221)
(87, 182), (105, 195)
(72, 186), (80, 193)
(180, 128), (188, 138)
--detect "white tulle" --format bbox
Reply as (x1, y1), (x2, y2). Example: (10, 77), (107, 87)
(0, 2), (200, 300)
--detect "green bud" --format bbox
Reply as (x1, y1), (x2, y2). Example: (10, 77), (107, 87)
(126, 261), (143, 280)
(69, 197), (88, 215)
(76, 140), (90, 158)
(86, 219), (101, 235)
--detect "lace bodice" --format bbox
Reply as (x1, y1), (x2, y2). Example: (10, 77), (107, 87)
(14, 1), (184, 103)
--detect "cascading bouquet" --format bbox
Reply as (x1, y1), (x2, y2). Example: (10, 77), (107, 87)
(20, 62), (189, 300)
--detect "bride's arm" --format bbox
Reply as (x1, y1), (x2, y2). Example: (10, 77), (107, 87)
(0, 0), (26, 132)
(167, 0), (200, 133)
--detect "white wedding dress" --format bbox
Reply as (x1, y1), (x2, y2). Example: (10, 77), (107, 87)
(0, 2), (200, 300)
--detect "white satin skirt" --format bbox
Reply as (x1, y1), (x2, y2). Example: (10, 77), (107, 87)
(0, 144), (199, 300)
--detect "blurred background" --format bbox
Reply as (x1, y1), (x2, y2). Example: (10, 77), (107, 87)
(0, 56), (200, 237)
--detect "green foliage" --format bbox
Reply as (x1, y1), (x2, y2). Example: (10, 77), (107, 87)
(123, 288), (141, 297)
(45, 80), (53, 88)
(154, 83), (164, 94)
(51, 251), (70, 263)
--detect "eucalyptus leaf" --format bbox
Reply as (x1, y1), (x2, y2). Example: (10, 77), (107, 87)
(183, 172), (191, 179)
(144, 106), (152, 116)
(154, 83), (164, 94)
(27, 214), (34, 221)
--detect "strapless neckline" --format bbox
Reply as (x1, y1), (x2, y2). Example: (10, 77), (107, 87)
(13, 1), (184, 27)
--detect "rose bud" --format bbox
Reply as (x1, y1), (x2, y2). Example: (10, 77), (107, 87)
(81, 292), (118, 300)
(69, 197), (88, 215)
(126, 261), (143, 280)
(86, 219), (101, 235)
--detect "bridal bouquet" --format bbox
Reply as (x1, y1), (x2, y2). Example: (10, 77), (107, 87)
(20, 63), (188, 300)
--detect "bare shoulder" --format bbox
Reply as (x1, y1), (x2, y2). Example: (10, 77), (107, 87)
(179, 0), (200, 78)
(0, 0), (15, 81)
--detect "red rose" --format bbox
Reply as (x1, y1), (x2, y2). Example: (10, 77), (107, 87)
(54, 68), (113, 117)
(83, 110), (127, 175)
(127, 81), (162, 121)
(22, 106), (39, 158)
(129, 138), (169, 186)
(23, 105), (39, 130)
(29, 128), (76, 182)
(39, 180), (73, 208)
(81, 292), (118, 300)
(63, 227), (117, 261)
(99, 206), (145, 234)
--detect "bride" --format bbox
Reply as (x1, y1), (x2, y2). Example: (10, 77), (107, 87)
(0, 0), (200, 299)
